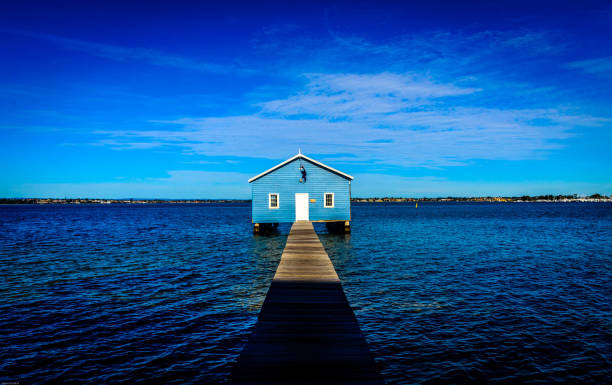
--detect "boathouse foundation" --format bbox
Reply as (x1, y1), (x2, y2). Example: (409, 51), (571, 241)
(253, 220), (350, 234)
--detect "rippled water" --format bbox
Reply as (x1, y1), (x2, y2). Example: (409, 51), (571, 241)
(1, 203), (610, 384)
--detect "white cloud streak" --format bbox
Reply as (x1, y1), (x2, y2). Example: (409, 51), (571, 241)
(567, 56), (612, 75)
(97, 72), (606, 167)
(260, 73), (480, 117)
(11, 30), (249, 74)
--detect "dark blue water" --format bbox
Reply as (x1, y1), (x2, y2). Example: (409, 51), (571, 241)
(1, 203), (610, 384)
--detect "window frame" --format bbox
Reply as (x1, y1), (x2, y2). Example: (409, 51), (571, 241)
(324, 192), (334, 208)
(268, 193), (279, 209)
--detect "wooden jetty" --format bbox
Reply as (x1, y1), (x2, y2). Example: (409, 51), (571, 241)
(232, 221), (384, 384)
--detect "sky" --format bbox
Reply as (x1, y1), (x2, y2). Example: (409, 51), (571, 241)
(1, 0), (611, 198)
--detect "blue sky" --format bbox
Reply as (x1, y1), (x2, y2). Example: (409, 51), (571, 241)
(1, 1), (611, 198)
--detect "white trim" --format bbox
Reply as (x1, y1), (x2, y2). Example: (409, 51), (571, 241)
(324, 192), (334, 208)
(268, 193), (279, 209)
(248, 153), (353, 183)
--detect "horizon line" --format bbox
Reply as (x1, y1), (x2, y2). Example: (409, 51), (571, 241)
(2, 193), (610, 201)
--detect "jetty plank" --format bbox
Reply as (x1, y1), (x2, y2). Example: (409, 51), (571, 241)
(232, 221), (383, 385)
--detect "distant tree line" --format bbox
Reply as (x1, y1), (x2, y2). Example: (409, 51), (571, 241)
(0, 194), (610, 205)
(516, 194), (607, 201)
(0, 198), (250, 204)
(351, 194), (611, 202)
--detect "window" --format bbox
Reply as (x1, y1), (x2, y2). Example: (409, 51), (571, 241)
(269, 193), (279, 209)
(324, 193), (334, 208)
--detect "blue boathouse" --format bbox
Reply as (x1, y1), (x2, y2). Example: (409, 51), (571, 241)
(249, 152), (353, 233)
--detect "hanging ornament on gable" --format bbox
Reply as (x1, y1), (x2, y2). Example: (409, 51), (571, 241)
(300, 165), (307, 183)
(299, 158), (307, 183)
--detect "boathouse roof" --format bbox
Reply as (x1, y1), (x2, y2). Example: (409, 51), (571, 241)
(248, 153), (354, 183)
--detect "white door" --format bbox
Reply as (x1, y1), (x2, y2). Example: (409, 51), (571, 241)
(295, 193), (309, 221)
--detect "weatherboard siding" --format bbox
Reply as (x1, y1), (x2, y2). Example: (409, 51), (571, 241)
(251, 158), (350, 223)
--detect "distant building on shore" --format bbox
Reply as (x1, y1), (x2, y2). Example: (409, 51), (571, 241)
(248, 152), (353, 233)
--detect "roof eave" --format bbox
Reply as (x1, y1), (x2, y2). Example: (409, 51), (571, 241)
(248, 154), (353, 183)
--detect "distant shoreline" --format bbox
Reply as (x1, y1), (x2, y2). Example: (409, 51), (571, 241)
(352, 195), (611, 203)
(1, 195), (611, 205)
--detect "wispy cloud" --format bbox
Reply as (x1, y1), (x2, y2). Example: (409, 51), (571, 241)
(9, 29), (250, 74)
(260, 73), (480, 117)
(319, 28), (568, 77)
(96, 72), (607, 168)
(567, 56), (612, 75)
(11, 26), (606, 176)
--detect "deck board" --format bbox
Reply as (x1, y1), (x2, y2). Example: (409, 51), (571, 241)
(231, 221), (384, 385)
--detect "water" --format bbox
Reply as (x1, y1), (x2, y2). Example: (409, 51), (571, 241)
(1, 203), (610, 384)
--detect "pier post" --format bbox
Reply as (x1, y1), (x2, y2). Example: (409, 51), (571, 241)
(253, 223), (279, 235)
(325, 220), (351, 234)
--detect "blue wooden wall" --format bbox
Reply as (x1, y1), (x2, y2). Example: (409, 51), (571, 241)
(251, 158), (351, 223)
